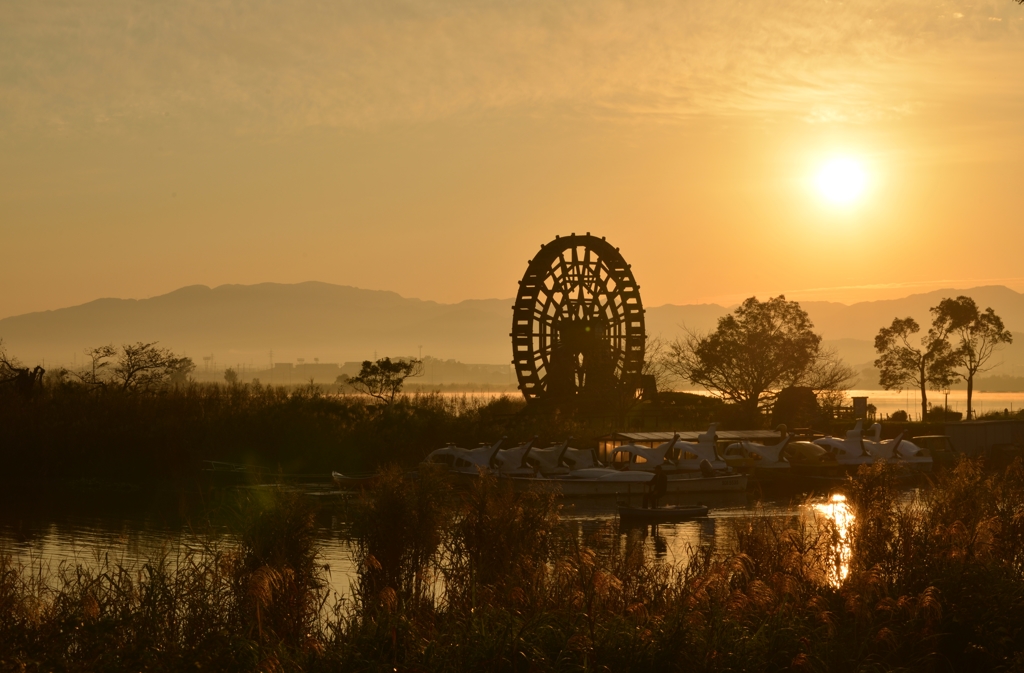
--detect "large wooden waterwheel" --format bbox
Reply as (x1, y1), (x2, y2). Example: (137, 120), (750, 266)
(511, 233), (646, 403)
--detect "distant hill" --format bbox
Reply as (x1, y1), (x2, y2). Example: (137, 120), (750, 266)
(3, 282), (1024, 378)
(646, 285), (1024, 341)
(0, 282), (512, 367)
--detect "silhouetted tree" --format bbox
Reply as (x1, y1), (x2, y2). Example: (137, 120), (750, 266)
(72, 342), (193, 392)
(874, 317), (958, 421)
(805, 347), (858, 413)
(76, 344), (117, 386)
(167, 357), (195, 386)
(666, 296), (852, 422)
(224, 367), (239, 385)
(0, 340), (45, 397)
(113, 342), (195, 391)
(931, 296), (1013, 419)
(349, 357), (423, 404)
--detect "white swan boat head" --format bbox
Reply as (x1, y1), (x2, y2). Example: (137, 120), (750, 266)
(494, 436), (538, 475)
(612, 432), (681, 469)
(425, 436), (505, 473)
(814, 420), (876, 465)
(861, 423), (932, 469)
(724, 433), (791, 471)
(672, 424), (729, 471)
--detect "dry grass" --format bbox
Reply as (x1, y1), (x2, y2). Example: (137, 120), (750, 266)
(6, 460), (1024, 671)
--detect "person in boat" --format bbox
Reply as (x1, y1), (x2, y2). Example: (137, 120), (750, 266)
(645, 465), (668, 509)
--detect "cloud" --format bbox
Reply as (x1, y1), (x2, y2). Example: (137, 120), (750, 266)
(0, 0), (1022, 136)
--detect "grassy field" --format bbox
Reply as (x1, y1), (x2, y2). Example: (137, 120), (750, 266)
(4, 460), (1024, 671)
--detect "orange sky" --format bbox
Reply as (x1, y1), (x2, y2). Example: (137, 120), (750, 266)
(3, 0), (1024, 318)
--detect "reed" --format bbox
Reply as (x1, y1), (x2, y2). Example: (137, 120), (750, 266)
(6, 460), (1024, 671)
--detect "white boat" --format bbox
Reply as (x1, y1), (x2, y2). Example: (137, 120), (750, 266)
(525, 438), (575, 476)
(669, 424), (731, 472)
(493, 437), (538, 476)
(723, 434), (792, 480)
(862, 424), (932, 472)
(423, 436), (505, 474)
(612, 424), (729, 473)
(530, 439), (666, 481)
(561, 447), (602, 471)
(611, 436), (678, 470)
(814, 421), (878, 469)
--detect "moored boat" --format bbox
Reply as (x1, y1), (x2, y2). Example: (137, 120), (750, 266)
(780, 441), (844, 478)
(422, 437), (506, 475)
(723, 433), (792, 481)
(331, 471), (377, 489)
(814, 420), (877, 470)
(493, 437), (539, 476)
(612, 424), (730, 473)
(618, 503), (709, 522)
(862, 424), (933, 472)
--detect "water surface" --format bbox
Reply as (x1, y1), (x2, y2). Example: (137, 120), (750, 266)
(0, 483), (850, 598)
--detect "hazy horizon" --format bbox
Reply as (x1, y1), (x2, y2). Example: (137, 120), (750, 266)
(6, 278), (1024, 322)
(6, 280), (1024, 381)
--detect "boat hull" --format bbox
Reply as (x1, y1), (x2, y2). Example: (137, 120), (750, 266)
(508, 473), (747, 497)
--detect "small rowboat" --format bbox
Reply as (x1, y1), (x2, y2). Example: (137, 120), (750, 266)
(617, 504), (709, 522)
(331, 471), (377, 489)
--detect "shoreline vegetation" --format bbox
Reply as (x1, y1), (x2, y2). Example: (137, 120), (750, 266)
(5, 461), (1024, 671)
(3, 379), (1023, 489)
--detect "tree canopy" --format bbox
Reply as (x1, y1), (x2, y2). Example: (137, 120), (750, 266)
(666, 295), (853, 420)
(873, 317), (958, 421)
(347, 357), (423, 404)
(931, 296), (1013, 419)
(73, 342), (195, 392)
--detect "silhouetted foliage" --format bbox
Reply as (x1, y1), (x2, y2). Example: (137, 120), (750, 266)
(874, 315), (959, 421)
(348, 357), (423, 405)
(666, 296), (854, 423)
(71, 342), (195, 391)
(223, 367), (239, 385)
(0, 339), (45, 398)
(932, 296), (1013, 419)
(771, 385), (821, 429)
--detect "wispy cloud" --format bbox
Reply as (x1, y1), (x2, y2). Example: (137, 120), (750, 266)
(2, 0), (1022, 136)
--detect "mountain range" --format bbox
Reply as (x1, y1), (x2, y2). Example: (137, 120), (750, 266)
(3, 282), (1024, 377)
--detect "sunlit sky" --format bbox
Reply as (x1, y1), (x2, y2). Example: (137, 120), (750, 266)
(3, 0), (1024, 319)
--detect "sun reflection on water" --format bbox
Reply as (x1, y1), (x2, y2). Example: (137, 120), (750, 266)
(813, 493), (853, 586)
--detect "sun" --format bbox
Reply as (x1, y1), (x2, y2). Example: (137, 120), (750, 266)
(815, 157), (867, 205)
